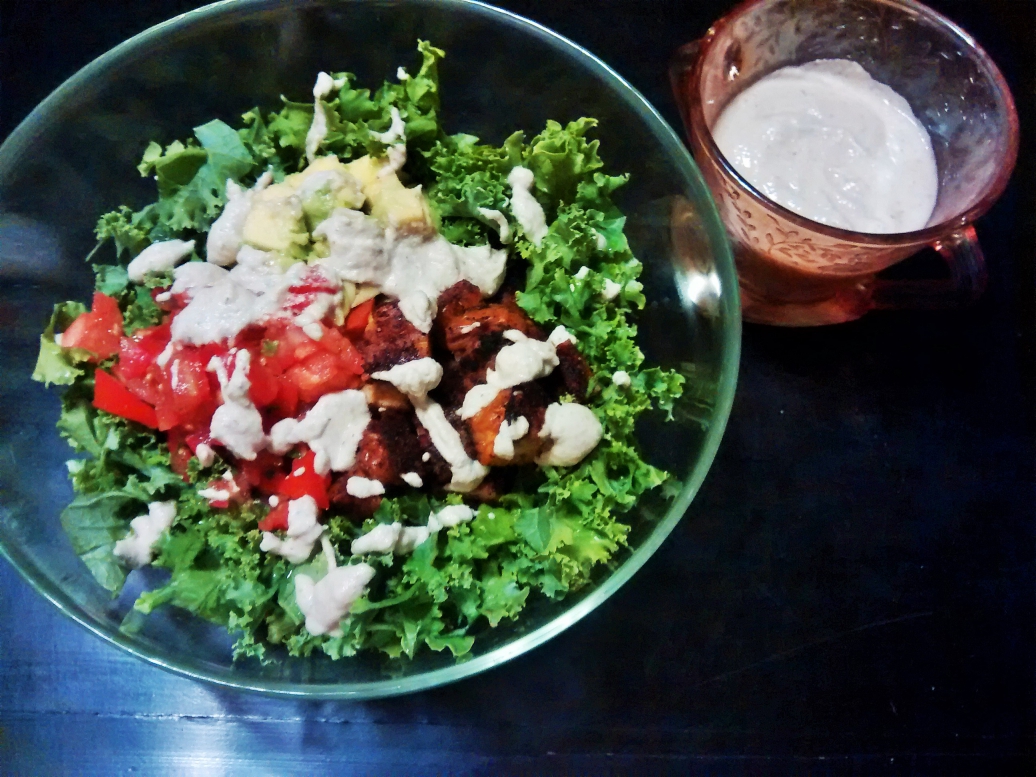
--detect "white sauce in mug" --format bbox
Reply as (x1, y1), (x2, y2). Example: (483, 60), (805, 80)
(712, 59), (938, 234)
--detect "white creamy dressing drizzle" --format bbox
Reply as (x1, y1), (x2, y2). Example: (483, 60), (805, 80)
(346, 476), (385, 498)
(459, 330), (559, 420)
(208, 350), (267, 460)
(260, 495), (324, 564)
(477, 207), (512, 244)
(295, 292), (340, 340)
(195, 443), (216, 468)
(380, 144), (408, 178)
(126, 239), (195, 282)
(169, 258), (304, 345)
(574, 266), (590, 280)
(612, 370), (631, 388)
(112, 501), (176, 569)
(507, 166), (548, 246)
(493, 416), (529, 460)
(601, 278), (622, 301)
(537, 402), (604, 467)
(371, 357), (487, 492)
(306, 72), (346, 164)
(412, 397), (489, 492)
(294, 543), (375, 635)
(350, 504), (476, 557)
(350, 522), (402, 555)
(401, 472), (423, 488)
(429, 504), (476, 530)
(197, 485), (231, 503)
(371, 106), (407, 145)
(547, 325), (575, 347)
(316, 208), (507, 332)
(371, 357), (443, 397)
(206, 173), (273, 266)
(268, 390), (371, 474)
(712, 59), (938, 234)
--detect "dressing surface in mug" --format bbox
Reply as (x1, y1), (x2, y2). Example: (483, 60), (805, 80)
(712, 59), (938, 234)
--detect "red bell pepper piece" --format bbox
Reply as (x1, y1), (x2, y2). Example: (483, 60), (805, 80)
(276, 448), (330, 509)
(343, 298), (374, 339)
(93, 369), (158, 428)
(257, 502), (290, 532)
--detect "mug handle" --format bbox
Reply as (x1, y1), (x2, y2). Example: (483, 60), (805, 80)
(668, 40), (702, 134)
(870, 226), (988, 310)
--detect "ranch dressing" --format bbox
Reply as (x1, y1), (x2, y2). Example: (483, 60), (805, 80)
(712, 59), (938, 234)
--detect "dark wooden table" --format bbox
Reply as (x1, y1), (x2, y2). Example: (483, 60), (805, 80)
(1, 0), (1033, 773)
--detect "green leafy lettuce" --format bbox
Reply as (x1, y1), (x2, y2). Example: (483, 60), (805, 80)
(34, 42), (686, 664)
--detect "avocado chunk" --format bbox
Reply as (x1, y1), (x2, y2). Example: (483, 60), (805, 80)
(344, 155), (432, 234)
(291, 157), (366, 229)
(242, 182), (309, 254)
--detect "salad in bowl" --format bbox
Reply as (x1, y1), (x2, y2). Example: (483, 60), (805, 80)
(33, 42), (685, 663)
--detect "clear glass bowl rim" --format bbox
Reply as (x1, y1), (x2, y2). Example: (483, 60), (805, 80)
(0, 0), (741, 699)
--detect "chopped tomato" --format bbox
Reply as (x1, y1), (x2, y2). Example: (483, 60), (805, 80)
(343, 298), (374, 338)
(166, 428), (193, 477)
(61, 292), (123, 361)
(168, 350), (212, 418)
(288, 269), (340, 298)
(93, 370), (158, 428)
(257, 502), (289, 532)
(116, 363), (166, 407)
(116, 324), (170, 380)
(233, 326), (266, 356)
(276, 448), (330, 509)
(247, 357), (279, 408)
(270, 380), (299, 420)
(338, 337), (365, 375)
(153, 383), (180, 432)
(193, 343), (227, 370)
(286, 350), (360, 404)
(185, 430), (213, 456)
(319, 326), (350, 358)
(237, 451), (284, 491)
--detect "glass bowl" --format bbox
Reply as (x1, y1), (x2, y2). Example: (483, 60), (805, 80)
(0, 0), (739, 698)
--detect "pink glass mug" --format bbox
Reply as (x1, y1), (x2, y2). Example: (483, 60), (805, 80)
(670, 0), (1020, 326)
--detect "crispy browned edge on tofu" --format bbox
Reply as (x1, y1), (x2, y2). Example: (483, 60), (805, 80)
(360, 299), (431, 373)
(333, 281), (594, 518)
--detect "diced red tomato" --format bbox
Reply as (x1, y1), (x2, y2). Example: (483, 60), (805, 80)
(276, 448), (330, 509)
(184, 430), (210, 451)
(286, 351), (360, 404)
(166, 427), (193, 477)
(338, 338), (365, 375)
(312, 328), (365, 375)
(93, 370), (158, 428)
(193, 343), (227, 369)
(287, 268), (340, 297)
(270, 380), (299, 420)
(153, 383), (180, 432)
(237, 451), (284, 491)
(258, 502), (289, 532)
(168, 350), (212, 417)
(247, 357), (279, 408)
(116, 324), (170, 380)
(116, 363), (166, 407)
(343, 298), (374, 339)
(61, 292), (123, 361)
